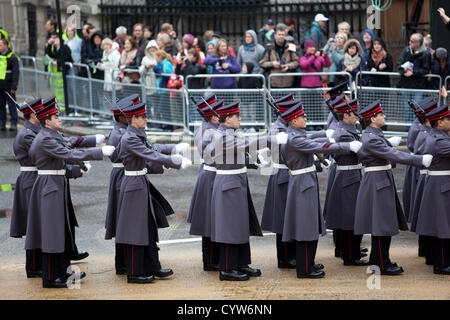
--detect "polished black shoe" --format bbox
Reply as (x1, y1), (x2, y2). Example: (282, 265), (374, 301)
(150, 269), (173, 278)
(425, 259), (433, 266)
(278, 259), (296, 269)
(27, 270), (43, 278)
(314, 263), (324, 270)
(418, 248), (425, 257)
(433, 266), (450, 275)
(203, 263), (220, 271)
(116, 267), (127, 275)
(334, 248), (340, 258)
(360, 247), (368, 253)
(219, 270), (249, 281)
(43, 278), (68, 288)
(238, 266), (261, 277)
(380, 265), (404, 275)
(297, 270), (325, 279)
(71, 251), (89, 261)
(343, 259), (370, 266)
(127, 275), (155, 284)
(360, 252), (368, 258)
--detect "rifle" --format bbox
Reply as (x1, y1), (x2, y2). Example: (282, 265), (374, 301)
(344, 99), (365, 132)
(408, 100), (425, 125)
(189, 95), (207, 119)
(261, 87), (329, 167)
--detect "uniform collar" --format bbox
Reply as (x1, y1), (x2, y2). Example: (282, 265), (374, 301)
(276, 116), (288, 128)
(205, 120), (219, 130)
(338, 121), (358, 134)
(24, 120), (41, 134)
(287, 125), (306, 135)
(42, 127), (61, 138)
(127, 124), (146, 138)
(430, 127), (450, 138)
(115, 122), (127, 130)
(365, 125), (384, 137)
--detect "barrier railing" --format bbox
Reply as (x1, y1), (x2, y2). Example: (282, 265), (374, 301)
(268, 72), (352, 126)
(185, 74), (267, 133)
(14, 57), (449, 134)
(355, 71), (442, 127)
(445, 76), (450, 106)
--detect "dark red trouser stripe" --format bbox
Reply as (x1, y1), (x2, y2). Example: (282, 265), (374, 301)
(379, 237), (384, 271)
(305, 243), (308, 274)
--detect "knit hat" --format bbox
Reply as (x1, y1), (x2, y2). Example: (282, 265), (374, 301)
(182, 34), (195, 46)
(435, 47), (448, 60)
(304, 39), (316, 50)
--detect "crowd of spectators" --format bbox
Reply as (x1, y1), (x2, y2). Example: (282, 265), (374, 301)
(39, 10), (450, 123)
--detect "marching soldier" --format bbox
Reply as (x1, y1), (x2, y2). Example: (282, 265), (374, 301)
(409, 98), (438, 264)
(280, 102), (361, 278)
(261, 94), (331, 269)
(206, 101), (288, 281)
(10, 98), (44, 278)
(114, 101), (192, 284)
(354, 100), (433, 275)
(402, 96), (435, 224)
(187, 93), (224, 271)
(414, 104), (450, 275)
(323, 99), (369, 266)
(105, 94), (139, 275)
(25, 98), (115, 288)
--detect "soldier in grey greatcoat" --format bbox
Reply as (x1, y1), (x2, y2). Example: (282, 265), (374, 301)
(402, 97), (435, 223)
(406, 98), (437, 262)
(25, 99), (114, 288)
(114, 102), (192, 284)
(11, 97), (105, 278)
(354, 100), (432, 276)
(280, 102), (361, 279)
(414, 104), (450, 275)
(261, 95), (330, 269)
(206, 101), (288, 281)
(323, 99), (369, 266)
(187, 93), (223, 271)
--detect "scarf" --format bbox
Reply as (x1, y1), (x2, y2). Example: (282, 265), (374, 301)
(371, 49), (384, 66)
(343, 53), (361, 70)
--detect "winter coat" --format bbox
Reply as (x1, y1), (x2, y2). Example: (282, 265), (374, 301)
(101, 42), (121, 91)
(237, 30), (266, 75)
(397, 46), (430, 89)
(299, 52), (331, 87)
(203, 54), (241, 89)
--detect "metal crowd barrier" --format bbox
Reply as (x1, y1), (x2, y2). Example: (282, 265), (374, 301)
(268, 72), (352, 126)
(185, 74), (267, 133)
(445, 76), (450, 106)
(15, 58), (450, 134)
(355, 71), (442, 127)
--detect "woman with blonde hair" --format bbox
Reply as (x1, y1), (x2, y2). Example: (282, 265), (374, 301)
(98, 38), (121, 93)
(323, 31), (348, 85)
(156, 32), (171, 55)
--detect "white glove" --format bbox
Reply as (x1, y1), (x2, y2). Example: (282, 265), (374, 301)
(172, 154), (192, 169)
(275, 132), (288, 145)
(313, 154), (318, 161)
(388, 136), (402, 147)
(102, 145), (115, 156)
(95, 134), (106, 145)
(175, 142), (190, 154)
(349, 141), (362, 153)
(325, 129), (335, 139)
(257, 154), (271, 168)
(328, 137), (336, 143)
(257, 147), (270, 158)
(320, 159), (332, 169)
(83, 161), (92, 174)
(422, 154), (433, 168)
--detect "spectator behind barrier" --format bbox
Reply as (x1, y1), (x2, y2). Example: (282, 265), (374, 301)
(237, 29), (266, 75)
(259, 24), (299, 88)
(323, 31), (347, 86)
(203, 39), (241, 89)
(153, 50), (174, 121)
(65, 27), (82, 67)
(133, 23), (149, 67)
(363, 37), (393, 88)
(299, 39), (331, 88)
(119, 36), (139, 83)
(335, 39), (363, 83)
(176, 48), (205, 89)
(98, 38), (121, 93)
(139, 40), (159, 113)
(429, 47), (450, 90)
(258, 19), (276, 48)
(114, 26), (127, 54)
(397, 33), (430, 122)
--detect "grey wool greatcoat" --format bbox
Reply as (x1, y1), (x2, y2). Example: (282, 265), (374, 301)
(187, 120), (219, 236)
(322, 115), (339, 221)
(415, 128), (450, 238)
(10, 121), (41, 238)
(324, 122), (362, 230)
(261, 117), (327, 233)
(114, 125), (180, 246)
(410, 126), (432, 232)
(207, 124), (267, 244)
(354, 126), (423, 237)
(11, 122), (97, 238)
(105, 122), (169, 239)
(281, 126), (352, 242)
(25, 128), (104, 253)
(403, 119), (422, 222)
